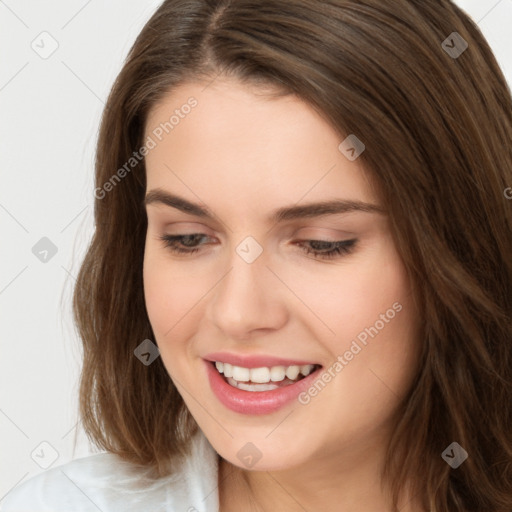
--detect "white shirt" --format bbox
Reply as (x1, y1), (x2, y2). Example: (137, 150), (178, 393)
(0, 429), (220, 512)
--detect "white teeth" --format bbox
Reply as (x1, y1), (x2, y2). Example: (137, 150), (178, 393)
(223, 363), (233, 378)
(300, 364), (315, 377)
(232, 366), (250, 382)
(238, 381), (278, 392)
(214, 361), (319, 384)
(269, 365), (286, 382)
(285, 365), (300, 380)
(250, 367), (271, 383)
(227, 377), (280, 392)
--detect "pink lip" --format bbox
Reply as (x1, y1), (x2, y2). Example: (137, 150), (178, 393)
(204, 359), (322, 415)
(203, 351), (319, 369)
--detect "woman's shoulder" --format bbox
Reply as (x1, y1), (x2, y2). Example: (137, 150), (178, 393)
(0, 430), (219, 512)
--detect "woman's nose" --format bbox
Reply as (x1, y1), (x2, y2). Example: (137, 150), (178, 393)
(205, 240), (288, 340)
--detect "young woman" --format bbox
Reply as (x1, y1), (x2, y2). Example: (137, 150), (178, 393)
(3, 1), (511, 511)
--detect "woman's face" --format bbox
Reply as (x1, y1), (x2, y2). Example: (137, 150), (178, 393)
(143, 77), (421, 471)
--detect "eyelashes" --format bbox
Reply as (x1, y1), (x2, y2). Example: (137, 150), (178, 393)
(158, 234), (357, 260)
(299, 238), (356, 259)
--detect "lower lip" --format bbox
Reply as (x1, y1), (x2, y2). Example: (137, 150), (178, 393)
(205, 360), (322, 415)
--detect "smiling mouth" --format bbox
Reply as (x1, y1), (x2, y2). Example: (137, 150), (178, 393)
(211, 361), (322, 392)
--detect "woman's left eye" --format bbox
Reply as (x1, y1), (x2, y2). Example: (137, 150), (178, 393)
(158, 234), (357, 260)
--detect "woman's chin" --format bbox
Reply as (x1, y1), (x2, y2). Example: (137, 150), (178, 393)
(212, 438), (313, 473)
(223, 454), (301, 473)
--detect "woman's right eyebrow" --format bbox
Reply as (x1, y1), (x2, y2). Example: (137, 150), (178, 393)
(144, 188), (386, 223)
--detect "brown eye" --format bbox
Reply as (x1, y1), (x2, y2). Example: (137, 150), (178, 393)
(296, 239), (357, 260)
(159, 234), (211, 254)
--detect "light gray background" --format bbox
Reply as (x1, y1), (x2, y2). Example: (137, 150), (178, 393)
(1, 0), (511, 501)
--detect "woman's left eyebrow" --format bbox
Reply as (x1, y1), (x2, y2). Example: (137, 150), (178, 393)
(144, 188), (386, 223)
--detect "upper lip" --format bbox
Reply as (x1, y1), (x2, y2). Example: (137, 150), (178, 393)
(203, 352), (321, 369)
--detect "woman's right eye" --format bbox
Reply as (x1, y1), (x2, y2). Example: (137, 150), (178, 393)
(159, 234), (210, 254)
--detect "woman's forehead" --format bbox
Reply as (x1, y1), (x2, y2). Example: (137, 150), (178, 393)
(144, 79), (379, 207)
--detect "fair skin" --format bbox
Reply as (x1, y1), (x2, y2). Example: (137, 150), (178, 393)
(143, 77), (423, 511)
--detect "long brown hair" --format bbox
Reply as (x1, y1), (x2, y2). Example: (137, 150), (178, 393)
(72, 1), (512, 510)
